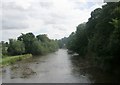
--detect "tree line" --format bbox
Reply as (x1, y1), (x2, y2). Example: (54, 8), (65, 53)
(2, 33), (59, 56)
(63, 2), (120, 76)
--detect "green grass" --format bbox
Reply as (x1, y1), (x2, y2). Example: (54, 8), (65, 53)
(0, 54), (32, 67)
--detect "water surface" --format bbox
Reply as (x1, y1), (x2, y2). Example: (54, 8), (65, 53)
(1, 49), (117, 83)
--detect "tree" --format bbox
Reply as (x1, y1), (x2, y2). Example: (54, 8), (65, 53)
(2, 41), (8, 55)
(17, 33), (59, 55)
(66, 32), (76, 51)
(75, 23), (88, 56)
(18, 33), (35, 53)
(7, 39), (25, 55)
(30, 40), (42, 55)
(66, 2), (120, 75)
(58, 37), (68, 48)
(36, 34), (50, 42)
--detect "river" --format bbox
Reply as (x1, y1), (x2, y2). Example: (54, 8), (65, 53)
(1, 49), (117, 83)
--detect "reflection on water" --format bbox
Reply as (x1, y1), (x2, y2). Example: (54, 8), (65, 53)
(1, 49), (118, 83)
(70, 54), (119, 83)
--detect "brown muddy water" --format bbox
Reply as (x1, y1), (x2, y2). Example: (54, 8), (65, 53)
(0, 49), (118, 83)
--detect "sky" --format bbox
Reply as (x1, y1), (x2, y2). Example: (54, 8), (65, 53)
(0, 0), (106, 41)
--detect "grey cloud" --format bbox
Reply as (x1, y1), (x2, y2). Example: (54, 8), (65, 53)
(2, 2), (26, 11)
(43, 13), (68, 25)
(3, 12), (27, 21)
(1, 0), (104, 41)
(74, 2), (95, 10)
(50, 13), (67, 19)
(2, 1), (29, 30)
(52, 25), (67, 31)
(44, 20), (57, 25)
(39, 2), (53, 8)
(2, 19), (28, 30)
(57, 28), (67, 31)
(27, 2), (68, 25)
(104, 0), (120, 2)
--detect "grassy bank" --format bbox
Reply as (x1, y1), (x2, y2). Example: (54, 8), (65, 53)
(0, 54), (32, 67)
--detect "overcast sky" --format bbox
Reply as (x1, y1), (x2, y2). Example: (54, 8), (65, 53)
(1, 0), (105, 41)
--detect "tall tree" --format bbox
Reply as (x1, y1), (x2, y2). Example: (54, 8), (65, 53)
(18, 33), (35, 53)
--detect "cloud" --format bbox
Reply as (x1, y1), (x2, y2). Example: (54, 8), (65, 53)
(39, 1), (53, 8)
(104, 0), (120, 2)
(2, 1), (29, 30)
(1, 0), (104, 41)
(2, 19), (28, 30)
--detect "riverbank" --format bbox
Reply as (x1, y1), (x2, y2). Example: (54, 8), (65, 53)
(0, 54), (32, 67)
(70, 52), (120, 83)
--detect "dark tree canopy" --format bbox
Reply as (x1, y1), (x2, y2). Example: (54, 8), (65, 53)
(66, 2), (120, 75)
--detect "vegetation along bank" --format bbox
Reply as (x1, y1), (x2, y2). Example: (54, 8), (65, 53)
(1, 33), (59, 67)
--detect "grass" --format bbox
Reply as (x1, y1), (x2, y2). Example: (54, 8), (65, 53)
(0, 54), (32, 67)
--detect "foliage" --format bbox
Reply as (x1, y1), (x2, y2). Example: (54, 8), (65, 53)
(75, 23), (88, 56)
(36, 34), (50, 42)
(1, 32), (58, 57)
(18, 33), (36, 54)
(58, 37), (68, 48)
(109, 18), (120, 56)
(67, 23), (88, 56)
(7, 39), (25, 56)
(66, 2), (120, 75)
(6, 33), (59, 56)
(66, 32), (76, 50)
(1, 41), (8, 55)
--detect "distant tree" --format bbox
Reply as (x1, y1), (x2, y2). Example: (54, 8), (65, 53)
(36, 34), (50, 42)
(2, 41), (8, 55)
(17, 33), (59, 55)
(66, 32), (76, 51)
(58, 37), (68, 48)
